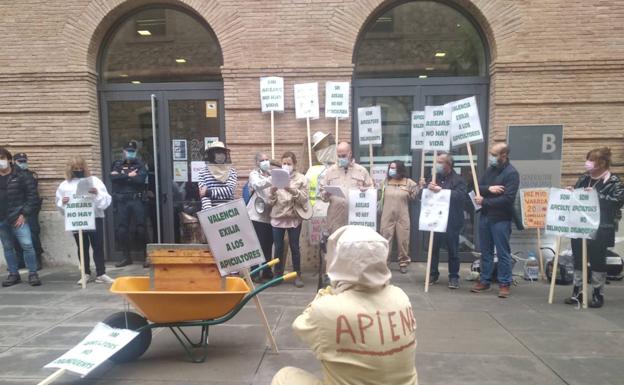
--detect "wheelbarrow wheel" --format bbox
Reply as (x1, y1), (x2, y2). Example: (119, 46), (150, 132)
(103, 311), (152, 363)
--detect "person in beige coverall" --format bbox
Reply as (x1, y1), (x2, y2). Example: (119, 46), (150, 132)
(271, 225), (418, 385)
(319, 142), (373, 234)
(379, 160), (419, 274)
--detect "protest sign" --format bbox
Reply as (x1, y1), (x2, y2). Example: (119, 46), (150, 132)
(411, 111), (425, 150)
(520, 188), (549, 229)
(419, 189), (451, 233)
(260, 76), (284, 112)
(197, 199), (266, 275)
(64, 197), (95, 231)
(423, 105), (451, 152)
(325, 81), (350, 119)
(449, 96), (483, 146)
(294, 82), (319, 120)
(545, 188), (600, 239)
(44, 322), (138, 376)
(347, 188), (377, 229)
(371, 164), (388, 187)
(190, 161), (205, 182)
(357, 106), (382, 145)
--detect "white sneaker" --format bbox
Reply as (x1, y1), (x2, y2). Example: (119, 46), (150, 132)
(76, 274), (96, 285)
(95, 274), (114, 284)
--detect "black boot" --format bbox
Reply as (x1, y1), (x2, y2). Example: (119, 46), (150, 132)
(115, 258), (133, 268)
(564, 286), (582, 305)
(589, 288), (604, 308)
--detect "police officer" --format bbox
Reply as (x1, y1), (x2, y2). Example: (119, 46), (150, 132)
(12, 153), (44, 270)
(111, 141), (148, 267)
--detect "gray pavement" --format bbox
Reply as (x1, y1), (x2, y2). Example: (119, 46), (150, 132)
(1, 263), (624, 385)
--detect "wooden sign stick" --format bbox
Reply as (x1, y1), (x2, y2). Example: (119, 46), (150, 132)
(420, 151), (426, 180)
(37, 369), (66, 385)
(270, 110), (275, 160)
(548, 236), (561, 304)
(536, 228), (545, 280)
(335, 117), (339, 148)
(466, 143), (481, 197)
(424, 150), (438, 292)
(242, 269), (279, 353)
(369, 143), (373, 172)
(306, 117), (313, 168)
(582, 238), (588, 309)
(79, 230), (86, 289)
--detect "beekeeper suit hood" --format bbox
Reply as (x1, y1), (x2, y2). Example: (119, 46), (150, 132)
(326, 225), (391, 293)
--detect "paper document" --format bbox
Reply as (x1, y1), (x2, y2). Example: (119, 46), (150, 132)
(469, 190), (481, 211)
(75, 177), (94, 197)
(323, 186), (345, 199)
(271, 169), (290, 188)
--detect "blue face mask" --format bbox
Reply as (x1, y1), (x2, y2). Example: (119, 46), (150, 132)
(388, 169), (397, 178)
(488, 155), (498, 167)
(17, 162), (28, 170)
(125, 151), (137, 160)
(337, 157), (349, 168)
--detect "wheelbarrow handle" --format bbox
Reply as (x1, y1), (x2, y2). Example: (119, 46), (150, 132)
(249, 258), (280, 276)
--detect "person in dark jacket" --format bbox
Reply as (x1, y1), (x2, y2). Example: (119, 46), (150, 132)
(12, 153), (44, 270)
(471, 143), (519, 298)
(110, 141), (148, 267)
(422, 153), (467, 289)
(565, 147), (624, 308)
(0, 147), (41, 286)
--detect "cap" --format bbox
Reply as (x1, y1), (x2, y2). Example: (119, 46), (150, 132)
(123, 141), (138, 151)
(13, 153), (28, 162)
(311, 131), (330, 150)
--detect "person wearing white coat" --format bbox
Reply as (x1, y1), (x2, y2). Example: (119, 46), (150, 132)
(55, 156), (113, 284)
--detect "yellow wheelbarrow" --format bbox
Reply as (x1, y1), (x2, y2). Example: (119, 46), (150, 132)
(105, 260), (294, 363)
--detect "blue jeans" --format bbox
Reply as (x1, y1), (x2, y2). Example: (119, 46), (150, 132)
(0, 220), (38, 274)
(478, 216), (512, 286)
(272, 225), (302, 274)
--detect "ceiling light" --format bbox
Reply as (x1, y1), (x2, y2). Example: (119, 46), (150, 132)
(419, 75), (428, 79)
(175, 58), (187, 63)
(137, 30), (151, 36)
(131, 80), (141, 84)
(435, 52), (446, 58)
(425, 67), (435, 71)
(119, 74), (128, 78)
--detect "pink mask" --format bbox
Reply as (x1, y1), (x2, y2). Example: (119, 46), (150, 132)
(584, 160), (595, 172)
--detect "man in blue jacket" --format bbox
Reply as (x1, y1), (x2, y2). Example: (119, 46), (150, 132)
(425, 153), (467, 289)
(472, 143), (519, 298)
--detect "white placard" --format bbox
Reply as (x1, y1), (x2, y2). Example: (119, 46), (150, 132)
(191, 161), (205, 182)
(418, 189), (451, 233)
(545, 188), (600, 239)
(358, 106), (382, 145)
(44, 322), (138, 376)
(173, 161), (188, 182)
(271, 168), (290, 189)
(197, 199), (266, 275)
(64, 197), (96, 231)
(325, 81), (350, 119)
(260, 76), (284, 112)
(450, 96), (483, 146)
(294, 82), (319, 119)
(204, 137), (219, 151)
(423, 105), (451, 152)
(347, 188), (377, 229)
(371, 164), (388, 186)
(468, 190), (482, 211)
(411, 111), (425, 150)
(172, 139), (187, 161)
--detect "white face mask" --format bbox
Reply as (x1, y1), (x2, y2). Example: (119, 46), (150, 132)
(259, 160), (270, 171)
(214, 153), (227, 164)
(282, 164), (293, 174)
(0, 160), (8, 170)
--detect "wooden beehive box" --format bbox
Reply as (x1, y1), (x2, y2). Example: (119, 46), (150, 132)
(147, 244), (222, 291)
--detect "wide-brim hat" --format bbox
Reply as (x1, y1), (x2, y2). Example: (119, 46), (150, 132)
(311, 131), (330, 150)
(206, 141), (229, 153)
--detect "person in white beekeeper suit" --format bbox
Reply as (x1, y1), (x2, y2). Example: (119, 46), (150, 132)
(271, 225), (418, 385)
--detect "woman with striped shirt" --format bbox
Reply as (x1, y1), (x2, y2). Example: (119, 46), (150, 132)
(198, 141), (237, 210)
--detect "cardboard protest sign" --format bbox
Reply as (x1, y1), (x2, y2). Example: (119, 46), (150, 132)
(357, 106), (382, 145)
(423, 105), (451, 152)
(325, 81), (350, 119)
(371, 164), (388, 186)
(44, 322), (138, 376)
(294, 82), (319, 119)
(260, 76), (284, 112)
(449, 96), (483, 146)
(347, 188), (377, 229)
(64, 197), (95, 231)
(520, 188), (549, 229)
(411, 111), (425, 150)
(545, 188), (600, 239)
(418, 189), (451, 233)
(197, 199), (266, 275)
